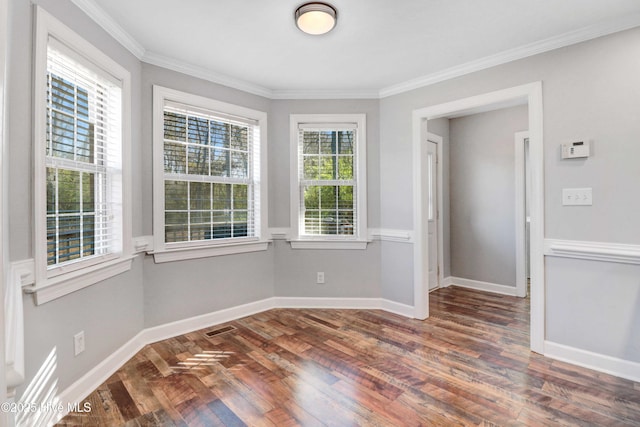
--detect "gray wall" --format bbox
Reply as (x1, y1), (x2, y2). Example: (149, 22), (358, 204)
(379, 27), (640, 361)
(139, 64), (276, 327)
(546, 257), (640, 362)
(449, 105), (528, 286)
(8, 0), (145, 394)
(6, 0), (640, 399)
(269, 99), (381, 299)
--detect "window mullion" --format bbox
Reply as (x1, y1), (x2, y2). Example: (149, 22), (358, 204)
(55, 168), (60, 265)
(187, 181), (191, 241)
(79, 171), (84, 260)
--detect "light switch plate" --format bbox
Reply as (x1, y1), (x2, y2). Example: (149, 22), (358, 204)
(562, 188), (592, 206)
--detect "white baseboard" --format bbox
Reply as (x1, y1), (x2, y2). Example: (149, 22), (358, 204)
(448, 276), (517, 296)
(442, 276), (454, 287)
(379, 299), (415, 318)
(54, 296), (414, 421)
(544, 341), (640, 383)
(142, 298), (277, 345)
(55, 332), (147, 424)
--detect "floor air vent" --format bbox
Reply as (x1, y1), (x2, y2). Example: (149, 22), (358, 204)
(204, 325), (237, 337)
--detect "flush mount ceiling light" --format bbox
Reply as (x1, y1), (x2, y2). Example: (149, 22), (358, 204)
(295, 2), (337, 35)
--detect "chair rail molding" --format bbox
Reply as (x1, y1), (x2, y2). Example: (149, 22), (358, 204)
(544, 239), (640, 265)
(369, 228), (414, 243)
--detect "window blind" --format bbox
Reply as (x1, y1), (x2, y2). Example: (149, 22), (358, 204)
(45, 38), (123, 268)
(162, 102), (260, 244)
(298, 125), (358, 237)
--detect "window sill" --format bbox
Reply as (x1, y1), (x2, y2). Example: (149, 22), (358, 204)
(289, 239), (369, 250)
(24, 256), (134, 305)
(152, 240), (270, 263)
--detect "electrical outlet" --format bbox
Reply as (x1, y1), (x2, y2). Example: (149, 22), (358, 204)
(74, 331), (85, 356)
(317, 272), (325, 284)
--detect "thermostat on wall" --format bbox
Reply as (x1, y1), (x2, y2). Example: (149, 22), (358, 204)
(561, 141), (590, 159)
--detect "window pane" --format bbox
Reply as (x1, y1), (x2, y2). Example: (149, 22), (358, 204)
(50, 110), (75, 160)
(230, 152), (248, 178)
(165, 180), (188, 210)
(165, 211), (188, 225)
(304, 186), (320, 209)
(319, 156), (335, 180)
(304, 210), (320, 234)
(187, 145), (209, 175)
(320, 131), (336, 154)
(47, 217), (57, 265)
(303, 132), (319, 154)
(188, 116), (209, 145)
(233, 185), (248, 210)
(58, 216), (82, 263)
(320, 211), (337, 235)
(82, 172), (95, 213)
(76, 87), (89, 120)
(212, 212), (231, 239)
(190, 211), (211, 241)
(338, 156), (353, 180)
(233, 211), (248, 237)
(58, 169), (81, 213)
(303, 156), (318, 180)
(338, 211), (354, 235)
(338, 186), (354, 209)
(211, 148), (229, 177)
(213, 183), (231, 210)
(50, 75), (75, 115)
(165, 225), (188, 243)
(76, 120), (94, 163)
(230, 125), (248, 151)
(320, 186), (336, 209)
(47, 168), (56, 215)
(164, 112), (186, 141)
(164, 141), (187, 174)
(190, 182), (211, 210)
(210, 121), (229, 148)
(338, 131), (353, 154)
(82, 215), (95, 256)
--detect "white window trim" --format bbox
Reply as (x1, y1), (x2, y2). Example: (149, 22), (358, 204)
(151, 85), (269, 262)
(289, 114), (368, 250)
(31, 6), (132, 304)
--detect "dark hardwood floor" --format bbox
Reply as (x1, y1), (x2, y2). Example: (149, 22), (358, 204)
(58, 287), (640, 426)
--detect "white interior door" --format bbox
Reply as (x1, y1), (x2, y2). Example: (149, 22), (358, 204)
(427, 140), (439, 291)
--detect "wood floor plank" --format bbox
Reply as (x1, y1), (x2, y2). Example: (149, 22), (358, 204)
(58, 287), (640, 426)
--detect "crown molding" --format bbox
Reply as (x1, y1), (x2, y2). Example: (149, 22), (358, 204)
(270, 89), (380, 100)
(70, 0), (145, 59)
(70, 0), (640, 100)
(379, 13), (640, 98)
(142, 51), (274, 99)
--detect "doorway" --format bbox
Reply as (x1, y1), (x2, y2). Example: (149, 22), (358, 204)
(426, 135), (443, 292)
(412, 82), (544, 353)
(515, 131), (530, 298)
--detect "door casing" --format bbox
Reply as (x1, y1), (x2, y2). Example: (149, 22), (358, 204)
(412, 82), (545, 354)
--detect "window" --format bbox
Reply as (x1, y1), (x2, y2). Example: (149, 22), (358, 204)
(33, 7), (132, 303)
(45, 53), (117, 267)
(152, 86), (268, 262)
(290, 114), (368, 249)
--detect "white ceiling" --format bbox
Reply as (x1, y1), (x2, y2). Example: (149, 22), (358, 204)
(75, 0), (640, 98)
